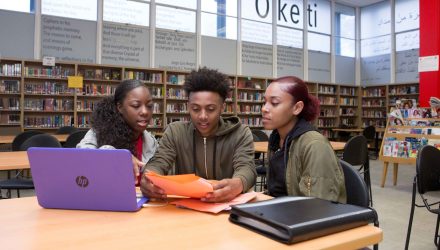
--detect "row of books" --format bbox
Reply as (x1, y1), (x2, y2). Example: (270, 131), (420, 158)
(224, 104), (234, 113)
(0, 97), (20, 110)
(166, 103), (187, 113)
(340, 118), (357, 127)
(320, 108), (337, 117)
(389, 85), (418, 95)
(318, 96), (336, 105)
(238, 104), (261, 114)
(76, 100), (100, 112)
(167, 74), (186, 85)
(24, 115), (73, 128)
(382, 137), (433, 158)
(237, 79), (264, 89)
(1, 63), (22, 76)
(318, 85), (336, 94)
(124, 71), (162, 83)
(24, 66), (74, 78)
(24, 99), (74, 111)
(240, 117), (262, 127)
(320, 129), (336, 138)
(339, 98), (357, 106)
(0, 114), (20, 124)
(237, 92), (263, 102)
(362, 99), (385, 107)
(388, 127), (440, 135)
(362, 120), (386, 128)
(363, 110), (386, 118)
(149, 87), (163, 98)
(24, 82), (74, 95)
(0, 80), (20, 93)
(340, 108), (357, 116)
(78, 68), (121, 81)
(166, 89), (188, 99)
(317, 119), (336, 128)
(77, 114), (91, 128)
(340, 87), (356, 96)
(362, 88), (385, 97)
(80, 84), (117, 96)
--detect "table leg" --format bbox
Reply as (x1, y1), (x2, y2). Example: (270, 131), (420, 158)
(381, 162), (389, 187)
(393, 163), (399, 186)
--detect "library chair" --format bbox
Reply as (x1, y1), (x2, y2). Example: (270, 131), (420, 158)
(340, 159), (379, 250)
(252, 130), (269, 192)
(63, 130), (88, 148)
(56, 126), (78, 135)
(405, 145), (440, 250)
(342, 135), (373, 206)
(0, 134), (62, 199)
(4, 131), (44, 179)
(363, 125), (378, 159)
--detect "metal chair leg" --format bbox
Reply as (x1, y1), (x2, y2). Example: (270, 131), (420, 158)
(435, 206), (440, 247)
(405, 177), (417, 250)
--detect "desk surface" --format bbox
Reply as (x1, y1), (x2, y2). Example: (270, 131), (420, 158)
(0, 151), (29, 170)
(254, 141), (345, 153)
(0, 196), (382, 249)
(0, 134), (69, 144)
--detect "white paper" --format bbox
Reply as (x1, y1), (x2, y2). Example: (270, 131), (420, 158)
(43, 56), (56, 66)
(418, 55), (439, 72)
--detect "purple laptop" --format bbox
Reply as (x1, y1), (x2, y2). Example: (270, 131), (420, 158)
(28, 147), (148, 212)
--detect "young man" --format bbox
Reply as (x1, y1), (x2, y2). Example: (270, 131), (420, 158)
(140, 67), (256, 202)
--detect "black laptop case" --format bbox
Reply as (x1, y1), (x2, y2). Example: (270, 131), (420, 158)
(229, 196), (378, 244)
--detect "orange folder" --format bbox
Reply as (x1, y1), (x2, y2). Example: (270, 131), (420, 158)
(146, 172), (213, 198)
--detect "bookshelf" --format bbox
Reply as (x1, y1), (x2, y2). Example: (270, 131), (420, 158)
(23, 61), (76, 130)
(388, 83), (419, 110)
(317, 83), (338, 139)
(361, 85), (387, 129)
(236, 76), (268, 129)
(379, 109), (440, 187)
(0, 59), (22, 128)
(165, 70), (189, 125)
(339, 85), (361, 129)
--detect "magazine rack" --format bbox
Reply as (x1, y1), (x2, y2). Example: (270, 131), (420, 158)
(379, 107), (440, 187)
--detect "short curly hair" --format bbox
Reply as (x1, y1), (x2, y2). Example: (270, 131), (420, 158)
(183, 67), (230, 101)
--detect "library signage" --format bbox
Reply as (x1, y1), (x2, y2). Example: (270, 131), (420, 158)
(246, 0), (321, 28)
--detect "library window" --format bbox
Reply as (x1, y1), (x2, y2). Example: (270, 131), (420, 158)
(103, 0), (150, 27)
(395, 0), (419, 33)
(308, 32), (330, 53)
(155, 0), (196, 10)
(276, 0), (303, 30)
(361, 35), (391, 57)
(156, 5), (195, 33)
(334, 4), (355, 57)
(201, 0), (237, 17)
(396, 30), (419, 52)
(201, 13), (237, 40)
(42, 0), (97, 21)
(277, 26), (303, 48)
(361, 1), (390, 39)
(241, 19), (272, 45)
(0, 0), (34, 13)
(307, 0), (330, 35)
(241, 0), (272, 23)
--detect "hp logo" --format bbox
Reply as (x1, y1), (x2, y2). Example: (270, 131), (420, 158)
(76, 176), (89, 188)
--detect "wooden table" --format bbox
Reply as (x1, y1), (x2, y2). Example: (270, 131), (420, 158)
(0, 196), (382, 249)
(254, 141), (346, 153)
(0, 134), (69, 144)
(0, 151), (29, 170)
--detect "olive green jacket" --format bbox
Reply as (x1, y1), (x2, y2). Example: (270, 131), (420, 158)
(268, 131), (346, 203)
(144, 116), (256, 191)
